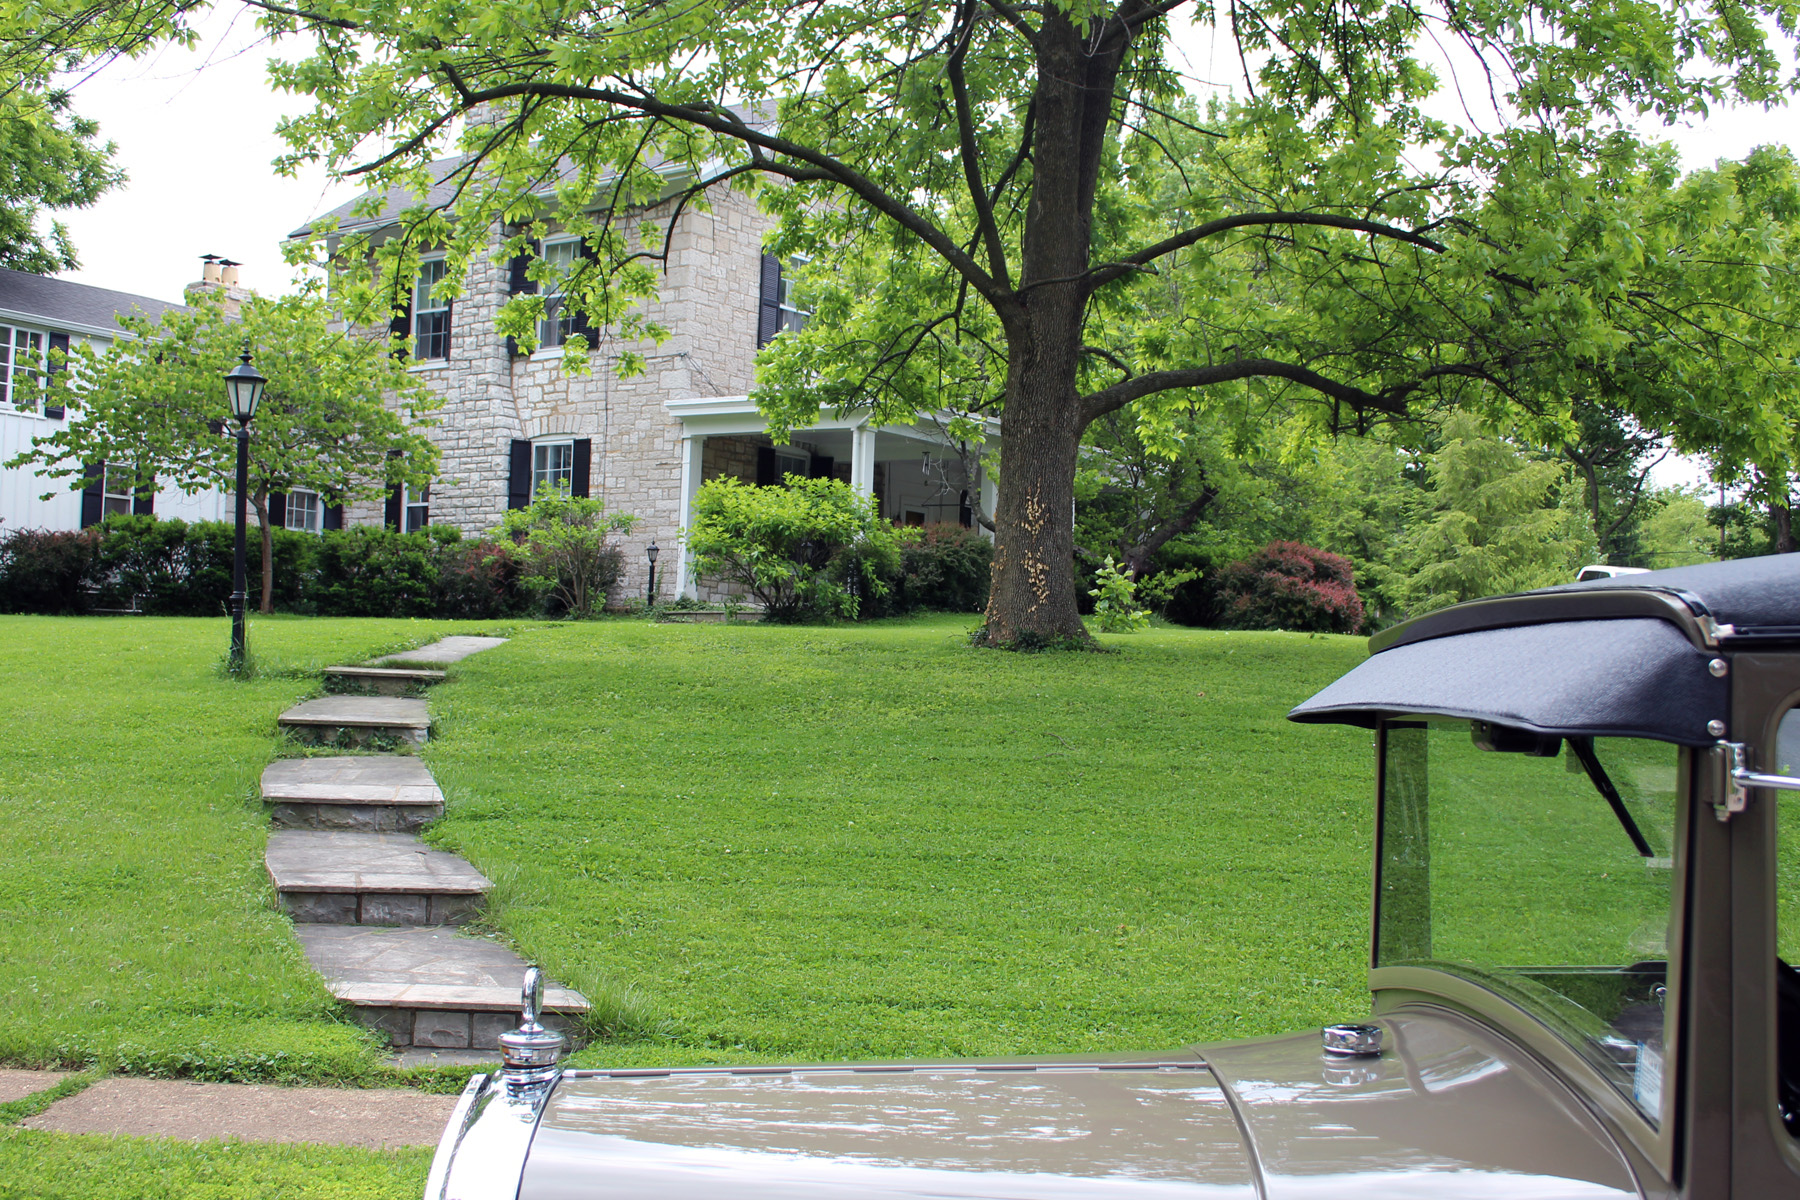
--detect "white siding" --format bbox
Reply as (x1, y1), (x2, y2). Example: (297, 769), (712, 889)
(0, 409), (82, 532)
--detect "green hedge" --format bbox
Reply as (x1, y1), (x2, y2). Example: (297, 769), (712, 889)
(0, 516), (536, 619)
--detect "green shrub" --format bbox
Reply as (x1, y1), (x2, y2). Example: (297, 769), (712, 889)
(309, 527), (453, 617)
(437, 538), (534, 619)
(876, 522), (993, 615)
(687, 475), (900, 622)
(1088, 556), (1150, 632)
(0, 528), (98, 613)
(496, 495), (637, 618)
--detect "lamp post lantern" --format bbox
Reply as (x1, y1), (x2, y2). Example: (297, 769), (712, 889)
(645, 542), (660, 606)
(223, 350), (265, 672)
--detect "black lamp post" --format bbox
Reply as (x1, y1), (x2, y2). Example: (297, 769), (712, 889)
(223, 350), (265, 672)
(645, 541), (660, 605)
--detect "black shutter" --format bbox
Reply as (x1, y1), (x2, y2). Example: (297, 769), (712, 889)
(757, 254), (781, 348)
(269, 492), (286, 528)
(385, 483), (403, 530)
(45, 332), (68, 420)
(572, 438), (592, 498)
(79, 460), (103, 528)
(508, 440), (532, 509)
(567, 240), (599, 344)
(959, 490), (973, 528)
(506, 245), (538, 358)
(132, 473), (154, 516)
(389, 292), (412, 360)
(809, 455), (833, 480)
(323, 503), (343, 531)
(756, 446), (776, 486)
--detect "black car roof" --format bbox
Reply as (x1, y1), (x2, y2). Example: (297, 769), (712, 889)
(1287, 554), (1800, 746)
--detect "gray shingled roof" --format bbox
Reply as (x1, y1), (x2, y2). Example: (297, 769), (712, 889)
(290, 155), (476, 239)
(0, 267), (185, 334)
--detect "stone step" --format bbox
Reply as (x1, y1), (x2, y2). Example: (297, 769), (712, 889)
(295, 926), (588, 1052)
(266, 830), (488, 925)
(322, 665), (448, 696)
(262, 756), (444, 833)
(278, 696), (431, 747)
(366, 636), (508, 666)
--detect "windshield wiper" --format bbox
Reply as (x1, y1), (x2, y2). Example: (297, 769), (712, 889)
(1567, 737), (1655, 858)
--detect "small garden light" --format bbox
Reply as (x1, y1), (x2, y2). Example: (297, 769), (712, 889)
(645, 541), (660, 605)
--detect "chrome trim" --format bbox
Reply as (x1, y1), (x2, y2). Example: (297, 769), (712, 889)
(423, 1073), (489, 1200)
(434, 1072), (558, 1200)
(1717, 739), (1800, 822)
(1321, 1023), (1384, 1057)
(499, 966), (566, 1085)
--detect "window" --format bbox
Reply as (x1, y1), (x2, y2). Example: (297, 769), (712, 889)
(775, 448), (809, 481)
(1377, 720), (1678, 1124)
(285, 489), (321, 534)
(405, 484), (430, 532)
(412, 258), (450, 360)
(102, 464), (135, 518)
(776, 257), (811, 335)
(538, 238), (582, 348)
(533, 442), (574, 497)
(2, 325), (46, 413)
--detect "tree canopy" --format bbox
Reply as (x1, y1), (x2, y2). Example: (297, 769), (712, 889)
(13, 0), (1797, 640)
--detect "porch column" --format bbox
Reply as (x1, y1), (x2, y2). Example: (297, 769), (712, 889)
(850, 424), (877, 499)
(677, 433), (705, 598)
(980, 465), (998, 539)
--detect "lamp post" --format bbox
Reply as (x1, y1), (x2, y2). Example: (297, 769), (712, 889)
(645, 542), (660, 606)
(223, 350), (266, 672)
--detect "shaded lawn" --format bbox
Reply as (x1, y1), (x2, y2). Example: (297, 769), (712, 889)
(420, 616), (1376, 1065)
(0, 614), (522, 1077)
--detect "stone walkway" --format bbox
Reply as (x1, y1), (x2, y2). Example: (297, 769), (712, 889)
(262, 636), (588, 1058)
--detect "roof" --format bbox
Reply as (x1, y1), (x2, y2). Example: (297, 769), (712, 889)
(1288, 553), (1800, 746)
(0, 267), (185, 337)
(290, 155), (475, 239)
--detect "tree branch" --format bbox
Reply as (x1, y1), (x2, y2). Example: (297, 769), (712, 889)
(1086, 210), (1449, 292)
(1079, 357), (1418, 426)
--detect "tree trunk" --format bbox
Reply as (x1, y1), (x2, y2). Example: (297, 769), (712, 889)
(260, 514), (275, 614)
(1774, 500), (1797, 554)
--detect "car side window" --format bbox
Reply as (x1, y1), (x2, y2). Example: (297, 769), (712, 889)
(1378, 720), (1679, 1124)
(1774, 710), (1800, 1135)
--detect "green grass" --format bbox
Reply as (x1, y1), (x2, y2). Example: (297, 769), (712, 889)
(0, 614), (526, 1079)
(0, 1130), (429, 1200)
(418, 616), (1376, 1065)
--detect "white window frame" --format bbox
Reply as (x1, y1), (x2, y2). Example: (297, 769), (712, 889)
(774, 448), (809, 482)
(101, 463), (135, 519)
(2, 324), (47, 415)
(537, 237), (583, 349)
(776, 256), (812, 336)
(412, 257), (450, 361)
(405, 483), (430, 532)
(286, 488), (322, 534)
(532, 441), (575, 497)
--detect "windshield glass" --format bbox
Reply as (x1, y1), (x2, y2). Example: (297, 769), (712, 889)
(1377, 719), (1679, 1124)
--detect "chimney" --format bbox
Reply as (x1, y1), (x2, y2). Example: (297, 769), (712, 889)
(186, 254), (252, 320)
(219, 259), (240, 287)
(202, 254), (222, 284)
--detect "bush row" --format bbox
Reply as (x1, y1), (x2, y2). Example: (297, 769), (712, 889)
(0, 516), (536, 619)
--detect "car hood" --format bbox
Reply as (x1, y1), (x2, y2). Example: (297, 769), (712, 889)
(462, 1011), (1643, 1200)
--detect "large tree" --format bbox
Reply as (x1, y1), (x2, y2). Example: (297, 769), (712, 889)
(21, 0), (1794, 641)
(7, 287), (441, 610)
(0, 84), (119, 272)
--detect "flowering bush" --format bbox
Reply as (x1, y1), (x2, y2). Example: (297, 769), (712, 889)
(1215, 541), (1365, 634)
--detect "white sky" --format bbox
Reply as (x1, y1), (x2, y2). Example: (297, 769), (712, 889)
(50, 5), (1797, 490)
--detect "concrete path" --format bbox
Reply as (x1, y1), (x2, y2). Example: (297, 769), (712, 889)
(0, 1069), (63, 1104)
(20, 1078), (456, 1148)
(263, 756), (444, 832)
(279, 696), (432, 745)
(266, 830), (490, 925)
(368, 636), (508, 665)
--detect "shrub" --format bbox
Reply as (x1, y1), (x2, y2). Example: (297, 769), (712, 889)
(436, 538), (534, 619)
(0, 527), (99, 613)
(874, 523), (993, 615)
(308, 527), (452, 617)
(1214, 541), (1365, 634)
(1088, 557), (1150, 632)
(687, 475), (901, 622)
(496, 495), (637, 618)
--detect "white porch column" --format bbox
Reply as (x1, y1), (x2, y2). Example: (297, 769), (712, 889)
(677, 433), (705, 597)
(980, 465), (998, 539)
(850, 424), (877, 499)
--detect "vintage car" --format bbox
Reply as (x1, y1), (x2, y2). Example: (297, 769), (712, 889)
(427, 554), (1800, 1199)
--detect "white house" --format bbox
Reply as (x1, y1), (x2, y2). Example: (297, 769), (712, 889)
(298, 161), (999, 601)
(0, 266), (231, 533)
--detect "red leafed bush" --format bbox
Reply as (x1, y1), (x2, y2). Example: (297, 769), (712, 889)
(1215, 541), (1365, 634)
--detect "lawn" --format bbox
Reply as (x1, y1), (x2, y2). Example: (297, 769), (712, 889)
(417, 615), (1376, 1065)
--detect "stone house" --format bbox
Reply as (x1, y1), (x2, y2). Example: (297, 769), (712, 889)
(0, 266), (234, 533)
(300, 159), (997, 602)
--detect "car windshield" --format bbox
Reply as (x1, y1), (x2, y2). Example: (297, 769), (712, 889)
(1376, 719), (1679, 1125)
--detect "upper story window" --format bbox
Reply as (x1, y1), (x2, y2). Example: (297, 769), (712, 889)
(776, 256), (811, 336)
(533, 441), (574, 496)
(412, 258), (450, 360)
(286, 488), (322, 534)
(539, 238), (583, 349)
(2, 325), (46, 413)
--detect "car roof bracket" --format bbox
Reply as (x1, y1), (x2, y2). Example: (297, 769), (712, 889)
(1716, 741), (1800, 822)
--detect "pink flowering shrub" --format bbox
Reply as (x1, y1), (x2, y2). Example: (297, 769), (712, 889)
(1215, 541), (1365, 634)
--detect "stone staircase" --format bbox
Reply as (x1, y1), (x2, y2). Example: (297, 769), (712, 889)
(264, 637), (587, 1062)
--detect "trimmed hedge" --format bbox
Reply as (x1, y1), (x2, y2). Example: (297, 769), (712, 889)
(0, 517), (536, 618)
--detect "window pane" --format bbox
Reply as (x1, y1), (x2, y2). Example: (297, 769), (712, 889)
(286, 491), (320, 533)
(413, 260), (450, 359)
(1777, 711), (1800, 1136)
(532, 443), (573, 496)
(1378, 720), (1678, 1123)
